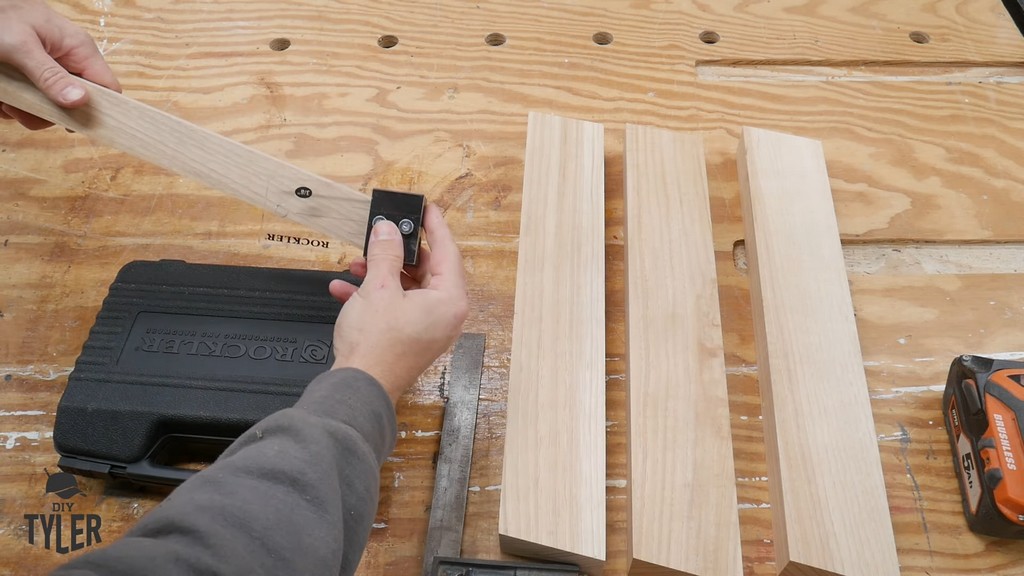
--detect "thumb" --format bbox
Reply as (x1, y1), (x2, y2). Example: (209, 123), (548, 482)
(12, 44), (88, 108)
(363, 220), (405, 288)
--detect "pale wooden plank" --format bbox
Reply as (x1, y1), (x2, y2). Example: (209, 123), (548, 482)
(737, 126), (900, 576)
(498, 112), (606, 574)
(0, 64), (370, 247)
(623, 124), (742, 576)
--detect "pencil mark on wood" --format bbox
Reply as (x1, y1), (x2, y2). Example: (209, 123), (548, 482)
(896, 423), (933, 557)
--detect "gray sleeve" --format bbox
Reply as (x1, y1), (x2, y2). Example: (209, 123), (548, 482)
(52, 367), (397, 576)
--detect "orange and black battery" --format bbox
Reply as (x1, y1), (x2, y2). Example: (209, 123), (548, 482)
(944, 355), (1024, 538)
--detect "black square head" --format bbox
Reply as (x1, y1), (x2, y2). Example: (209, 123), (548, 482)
(363, 189), (425, 265)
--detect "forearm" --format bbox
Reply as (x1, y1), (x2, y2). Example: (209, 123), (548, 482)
(53, 368), (397, 576)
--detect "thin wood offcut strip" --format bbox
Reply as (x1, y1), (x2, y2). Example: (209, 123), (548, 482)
(737, 126), (900, 576)
(499, 112), (606, 575)
(0, 64), (370, 247)
(623, 124), (742, 576)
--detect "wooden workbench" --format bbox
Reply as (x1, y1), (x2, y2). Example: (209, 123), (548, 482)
(2, 1), (1023, 574)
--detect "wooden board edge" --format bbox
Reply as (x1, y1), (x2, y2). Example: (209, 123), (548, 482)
(499, 533), (606, 576)
(623, 124), (742, 576)
(498, 111), (607, 571)
(736, 126), (900, 576)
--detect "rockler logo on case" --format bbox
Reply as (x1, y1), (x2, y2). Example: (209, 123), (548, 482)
(138, 335), (330, 364)
(117, 312), (335, 379)
(24, 470), (102, 554)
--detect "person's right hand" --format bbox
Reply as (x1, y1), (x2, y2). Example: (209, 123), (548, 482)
(328, 204), (470, 405)
(0, 0), (121, 130)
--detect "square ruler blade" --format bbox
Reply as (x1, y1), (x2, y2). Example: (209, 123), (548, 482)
(421, 333), (486, 576)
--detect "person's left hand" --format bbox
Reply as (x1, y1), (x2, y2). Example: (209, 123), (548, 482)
(0, 0), (121, 130)
(328, 204), (469, 405)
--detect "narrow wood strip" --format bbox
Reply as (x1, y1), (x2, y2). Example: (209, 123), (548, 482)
(737, 126), (900, 576)
(498, 112), (606, 574)
(0, 64), (370, 246)
(623, 124), (742, 576)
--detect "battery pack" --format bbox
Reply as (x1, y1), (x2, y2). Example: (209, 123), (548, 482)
(53, 260), (357, 486)
(944, 355), (1024, 539)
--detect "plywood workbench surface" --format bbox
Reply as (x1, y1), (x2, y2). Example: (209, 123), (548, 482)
(2, 1), (1023, 574)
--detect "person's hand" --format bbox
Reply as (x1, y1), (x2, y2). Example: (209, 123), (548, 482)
(329, 204), (469, 405)
(0, 0), (121, 130)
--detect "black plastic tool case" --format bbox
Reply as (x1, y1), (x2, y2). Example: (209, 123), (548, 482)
(1006, 0), (1024, 35)
(54, 260), (356, 486)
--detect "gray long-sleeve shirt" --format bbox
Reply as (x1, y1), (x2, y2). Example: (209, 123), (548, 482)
(53, 367), (397, 576)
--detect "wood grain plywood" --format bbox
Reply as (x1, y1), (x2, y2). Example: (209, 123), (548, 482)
(498, 112), (605, 574)
(2, 1), (1024, 574)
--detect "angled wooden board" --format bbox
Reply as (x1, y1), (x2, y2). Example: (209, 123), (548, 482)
(737, 126), (899, 576)
(0, 64), (370, 247)
(623, 124), (742, 576)
(499, 112), (606, 575)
